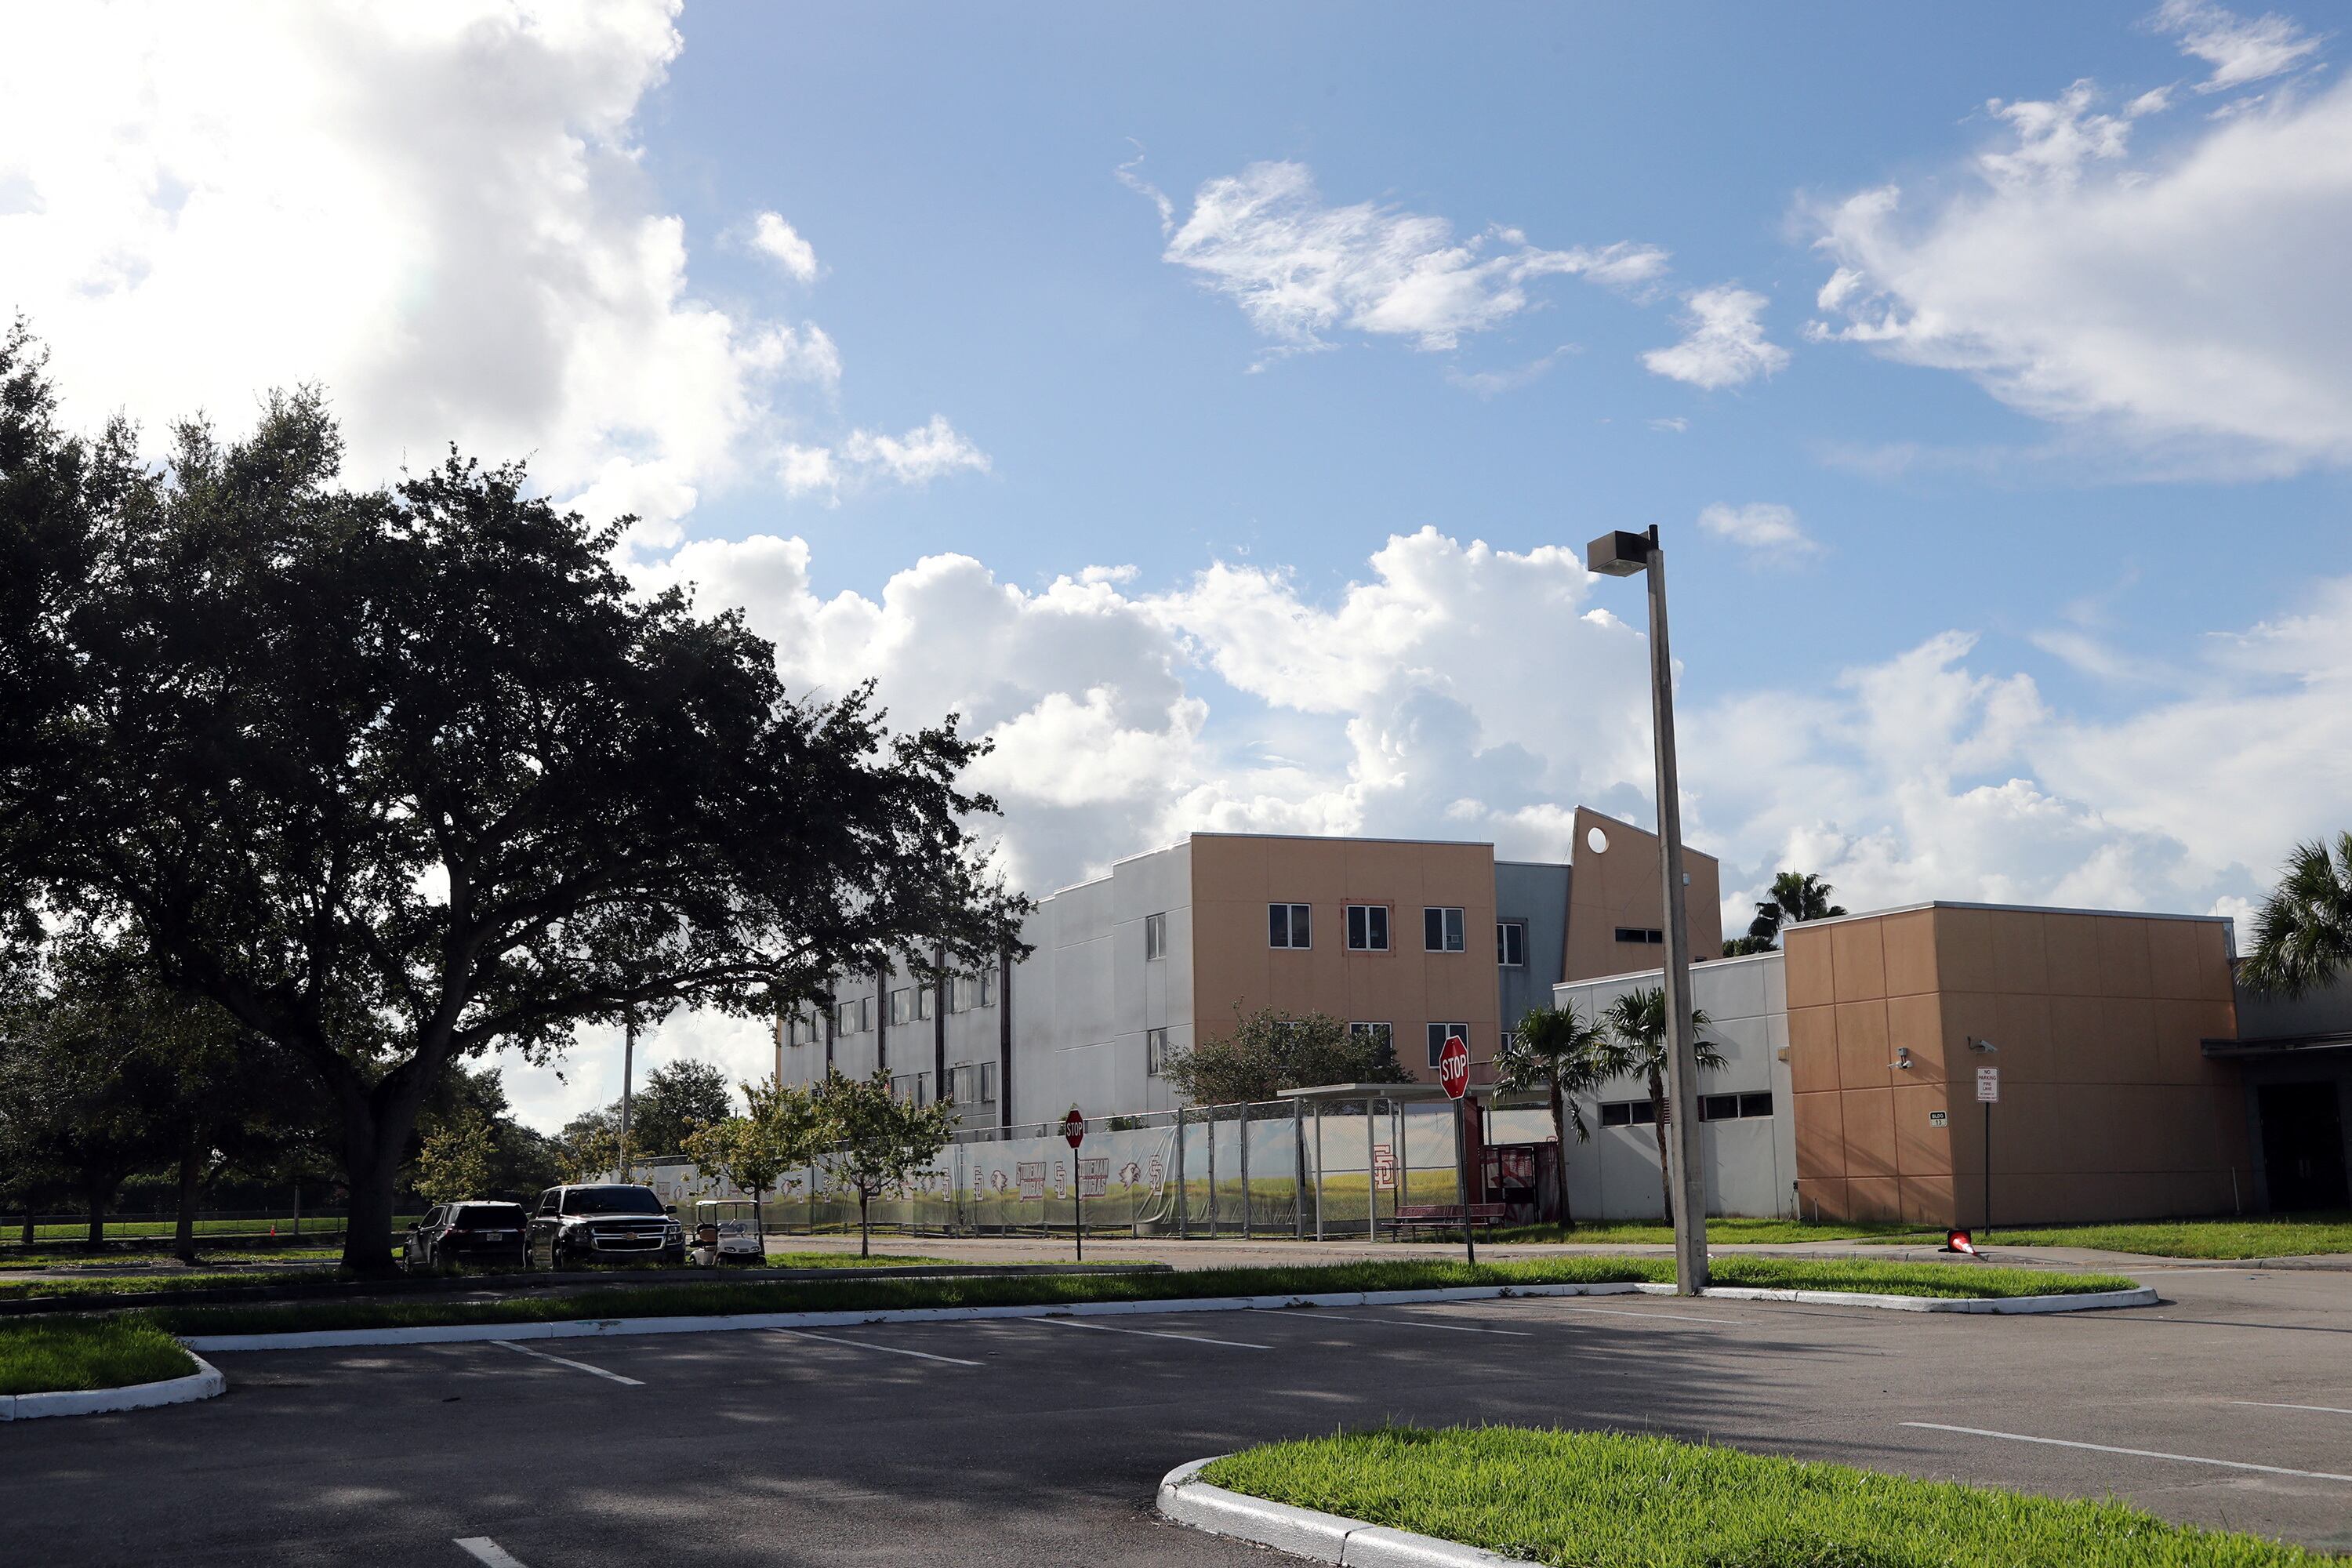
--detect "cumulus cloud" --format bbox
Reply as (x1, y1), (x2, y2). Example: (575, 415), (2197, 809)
(749, 211), (819, 281)
(1143, 159), (1668, 356)
(1697, 503), (1818, 559)
(1808, 45), (2352, 471)
(2150, 0), (2323, 93)
(1642, 286), (1788, 389)
(0, 0), (978, 543)
(780, 415), (991, 501)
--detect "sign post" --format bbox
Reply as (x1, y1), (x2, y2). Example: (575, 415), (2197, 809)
(1437, 1033), (1474, 1267)
(1063, 1105), (1087, 1262)
(1975, 1067), (1999, 1241)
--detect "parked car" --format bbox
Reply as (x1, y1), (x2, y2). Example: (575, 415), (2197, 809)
(404, 1201), (530, 1271)
(526, 1183), (685, 1269)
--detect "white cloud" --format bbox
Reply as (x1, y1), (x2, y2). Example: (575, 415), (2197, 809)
(780, 415), (991, 502)
(1809, 61), (2352, 470)
(1446, 346), (1578, 397)
(749, 211), (819, 281)
(1649, 416), (1690, 434)
(2151, 0), (2323, 93)
(0, 1), (975, 531)
(1642, 286), (1788, 389)
(1148, 160), (1668, 355)
(1697, 502), (1818, 559)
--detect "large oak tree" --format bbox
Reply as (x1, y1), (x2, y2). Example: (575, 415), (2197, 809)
(0, 328), (1026, 1272)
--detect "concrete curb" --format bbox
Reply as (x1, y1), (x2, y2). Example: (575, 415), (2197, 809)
(177, 1277), (2150, 1352)
(0, 1353), (225, 1422)
(1158, 1457), (1515, 1567)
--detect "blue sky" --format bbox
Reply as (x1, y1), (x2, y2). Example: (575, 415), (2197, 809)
(5, 2), (2347, 1127)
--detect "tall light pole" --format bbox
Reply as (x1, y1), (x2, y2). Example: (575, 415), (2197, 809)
(618, 1005), (637, 1184)
(1587, 525), (1709, 1295)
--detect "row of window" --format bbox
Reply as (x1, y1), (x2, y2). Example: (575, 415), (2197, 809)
(1598, 1091), (1774, 1127)
(1264, 902), (1526, 964)
(786, 971), (999, 1044)
(884, 1062), (1000, 1107)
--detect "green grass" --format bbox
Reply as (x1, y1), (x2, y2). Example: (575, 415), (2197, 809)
(140, 1254), (2135, 1338)
(0, 1214), (416, 1246)
(0, 1315), (199, 1397)
(1857, 1214), (2352, 1260)
(0, 1245), (350, 1270)
(1446, 1217), (1928, 1246)
(1203, 1426), (2337, 1567)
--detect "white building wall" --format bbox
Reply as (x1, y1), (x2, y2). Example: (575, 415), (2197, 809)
(1549, 949), (1795, 1220)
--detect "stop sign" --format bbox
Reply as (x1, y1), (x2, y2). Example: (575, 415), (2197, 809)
(1436, 1034), (1470, 1100)
(1062, 1105), (1086, 1149)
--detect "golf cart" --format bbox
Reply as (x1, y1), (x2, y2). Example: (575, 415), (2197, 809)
(691, 1198), (766, 1266)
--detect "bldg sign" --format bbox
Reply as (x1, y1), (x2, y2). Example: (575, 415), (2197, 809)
(1929, 1110), (1949, 1128)
(1079, 1156), (1109, 1199)
(1975, 1066), (2000, 1104)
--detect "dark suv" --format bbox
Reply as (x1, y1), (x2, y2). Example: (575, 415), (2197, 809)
(404, 1201), (530, 1272)
(527, 1184), (685, 1269)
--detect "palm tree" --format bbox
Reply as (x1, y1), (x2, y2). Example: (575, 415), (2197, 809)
(1744, 870), (1846, 950)
(1602, 987), (1726, 1225)
(1497, 1004), (1635, 1228)
(2242, 833), (2352, 997)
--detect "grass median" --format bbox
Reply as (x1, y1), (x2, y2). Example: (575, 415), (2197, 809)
(0, 1316), (199, 1397)
(1857, 1214), (2352, 1261)
(138, 1254), (2136, 1338)
(1200, 1425), (2336, 1567)
(1436, 1217), (1928, 1247)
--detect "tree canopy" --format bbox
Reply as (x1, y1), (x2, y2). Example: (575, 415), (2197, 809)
(628, 1058), (736, 1160)
(1163, 1009), (1411, 1106)
(1726, 871), (1846, 956)
(0, 329), (1028, 1272)
(816, 1069), (956, 1257)
(2241, 833), (2352, 999)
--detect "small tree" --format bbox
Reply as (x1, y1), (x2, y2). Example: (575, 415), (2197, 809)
(412, 1111), (499, 1206)
(1163, 1008), (1411, 1105)
(1602, 987), (1725, 1226)
(2242, 832), (2352, 998)
(817, 1069), (955, 1258)
(1497, 1004), (1632, 1228)
(556, 1106), (622, 1182)
(684, 1076), (832, 1233)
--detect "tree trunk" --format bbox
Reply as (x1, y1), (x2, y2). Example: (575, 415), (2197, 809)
(858, 1188), (871, 1258)
(339, 1122), (410, 1277)
(174, 1144), (204, 1265)
(1548, 1079), (1574, 1230)
(85, 1182), (111, 1248)
(19, 1207), (31, 1246)
(1649, 1069), (1673, 1227)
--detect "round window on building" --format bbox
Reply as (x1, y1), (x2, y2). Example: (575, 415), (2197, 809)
(1586, 825), (1609, 855)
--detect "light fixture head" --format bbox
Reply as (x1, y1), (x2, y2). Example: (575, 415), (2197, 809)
(1966, 1036), (1998, 1054)
(1890, 1046), (1914, 1070)
(1585, 529), (1655, 577)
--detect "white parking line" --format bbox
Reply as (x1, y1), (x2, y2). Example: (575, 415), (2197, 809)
(769, 1328), (982, 1367)
(487, 1339), (644, 1386)
(454, 1539), (529, 1567)
(2231, 1400), (2352, 1416)
(1028, 1316), (1269, 1350)
(1901, 1422), (2352, 1483)
(1249, 1308), (1532, 1337)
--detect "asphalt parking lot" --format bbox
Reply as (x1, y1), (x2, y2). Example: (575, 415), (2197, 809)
(5, 1266), (2350, 1566)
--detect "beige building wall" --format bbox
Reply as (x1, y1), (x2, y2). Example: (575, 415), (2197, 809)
(1563, 806), (1722, 983)
(1188, 834), (1502, 1087)
(1786, 903), (2246, 1226)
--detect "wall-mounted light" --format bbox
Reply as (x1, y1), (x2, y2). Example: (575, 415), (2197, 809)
(1889, 1047), (1913, 1071)
(1965, 1036), (1998, 1054)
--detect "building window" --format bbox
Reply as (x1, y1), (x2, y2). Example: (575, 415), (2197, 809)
(1145, 913), (1167, 961)
(1145, 1027), (1170, 1076)
(946, 1062), (996, 1105)
(1424, 907), (1466, 953)
(979, 969), (996, 1007)
(891, 1073), (930, 1105)
(1700, 1091), (1775, 1122)
(1345, 905), (1389, 951)
(919, 986), (935, 1021)
(1600, 1099), (1658, 1127)
(890, 988), (913, 1026)
(951, 971), (999, 1012)
(1497, 920), (1526, 967)
(1425, 1023), (1468, 1068)
(1269, 902), (1312, 949)
(835, 999), (861, 1036)
(1613, 927), (1667, 946)
(1498, 1029), (1517, 1054)
(1349, 1022), (1392, 1049)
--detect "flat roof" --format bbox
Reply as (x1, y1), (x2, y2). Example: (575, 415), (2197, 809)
(1786, 898), (2235, 932)
(1554, 946), (1782, 993)
(1276, 1081), (1500, 1102)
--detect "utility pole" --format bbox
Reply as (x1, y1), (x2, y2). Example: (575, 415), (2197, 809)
(1587, 526), (1709, 1295)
